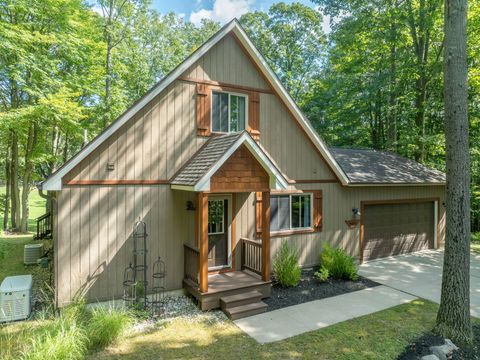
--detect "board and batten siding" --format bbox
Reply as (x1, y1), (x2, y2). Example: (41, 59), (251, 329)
(233, 184), (446, 269)
(55, 185), (197, 307)
(63, 81), (206, 183)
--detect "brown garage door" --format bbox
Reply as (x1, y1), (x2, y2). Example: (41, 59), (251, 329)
(362, 202), (435, 261)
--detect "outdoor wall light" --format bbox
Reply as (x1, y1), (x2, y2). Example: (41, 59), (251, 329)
(186, 201), (196, 211)
(352, 207), (361, 216)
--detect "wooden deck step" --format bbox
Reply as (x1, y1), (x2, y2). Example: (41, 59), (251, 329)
(223, 301), (267, 320)
(220, 290), (264, 310)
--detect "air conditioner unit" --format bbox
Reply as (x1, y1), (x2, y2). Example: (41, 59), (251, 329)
(24, 243), (43, 265)
(0, 275), (32, 323)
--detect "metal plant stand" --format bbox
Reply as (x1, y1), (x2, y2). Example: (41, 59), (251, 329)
(122, 219), (166, 316)
(151, 256), (166, 317)
(122, 263), (136, 307)
(133, 219), (148, 307)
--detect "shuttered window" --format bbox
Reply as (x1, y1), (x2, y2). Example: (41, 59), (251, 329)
(211, 91), (247, 133)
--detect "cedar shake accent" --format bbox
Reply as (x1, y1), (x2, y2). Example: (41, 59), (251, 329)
(210, 144), (269, 193)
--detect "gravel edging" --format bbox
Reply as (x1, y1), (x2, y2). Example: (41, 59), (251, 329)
(264, 268), (380, 312)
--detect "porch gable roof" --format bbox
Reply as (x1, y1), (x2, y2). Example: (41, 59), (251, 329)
(170, 131), (288, 192)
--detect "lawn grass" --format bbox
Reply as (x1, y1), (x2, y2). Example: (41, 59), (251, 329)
(0, 186), (46, 233)
(89, 300), (446, 360)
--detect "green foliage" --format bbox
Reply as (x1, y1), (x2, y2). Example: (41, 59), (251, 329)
(319, 243), (358, 281)
(22, 319), (88, 360)
(86, 307), (133, 350)
(240, 2), (326, 102)
(314, 266), (330, 282)
(272, 242), (301, 287)
(4, 300), (134, 360)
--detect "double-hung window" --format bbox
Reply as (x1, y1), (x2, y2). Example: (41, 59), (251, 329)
(270, 194), (312, 232)
(212, 91), (247, 133)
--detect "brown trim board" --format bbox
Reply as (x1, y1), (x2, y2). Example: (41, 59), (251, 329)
(178, 76), (272, 94)
(359, 197), (441, 264)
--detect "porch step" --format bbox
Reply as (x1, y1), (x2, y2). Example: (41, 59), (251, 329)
(220, 290), (264, 310)
(223, 301), (268, 320)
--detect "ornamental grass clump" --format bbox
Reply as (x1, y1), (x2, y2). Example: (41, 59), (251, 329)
(315, 243), (358, 281)
(273, 242), (301, 287)
(86, 307), (133, 350)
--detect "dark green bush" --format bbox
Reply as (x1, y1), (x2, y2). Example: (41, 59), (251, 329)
(273, 242), (301, 287)
(319, 243), (358, 281)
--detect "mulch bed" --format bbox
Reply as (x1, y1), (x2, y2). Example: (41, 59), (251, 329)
(398, 324), (480, 360)
(264, 268), (380, 312)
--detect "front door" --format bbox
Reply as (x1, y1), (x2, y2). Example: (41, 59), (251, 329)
(207, 196), (231, 269)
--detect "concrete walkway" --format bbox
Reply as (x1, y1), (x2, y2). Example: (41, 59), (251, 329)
(234, 285), (416, 343)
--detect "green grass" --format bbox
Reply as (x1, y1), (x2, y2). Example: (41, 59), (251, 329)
(0, 186), (46, 233)
(88, 300), (476, 360)
(0, 234), (45, 283)
(0, 301), (133, 360)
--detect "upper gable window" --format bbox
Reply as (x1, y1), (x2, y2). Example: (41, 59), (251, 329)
(212, 91), (247, 133)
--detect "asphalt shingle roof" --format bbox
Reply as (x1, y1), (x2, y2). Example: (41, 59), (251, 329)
(329, 148), (446, 184)
(171, 132), (244, 186)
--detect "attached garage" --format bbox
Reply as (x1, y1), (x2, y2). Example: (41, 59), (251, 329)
(361, 200), (437, 262)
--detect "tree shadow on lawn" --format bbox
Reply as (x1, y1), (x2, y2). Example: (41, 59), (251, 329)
(90, 300), (444, 360)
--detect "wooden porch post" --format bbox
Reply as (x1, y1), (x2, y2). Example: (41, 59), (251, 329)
(198, 192), (208, 293)
(261, 191), (270, 281)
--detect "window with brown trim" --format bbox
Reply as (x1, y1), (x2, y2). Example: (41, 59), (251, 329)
(256, 190), (322, 236)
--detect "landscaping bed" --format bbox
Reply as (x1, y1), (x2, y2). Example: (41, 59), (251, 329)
(398, 324), (480, 359)
(264, 267), (380, 312)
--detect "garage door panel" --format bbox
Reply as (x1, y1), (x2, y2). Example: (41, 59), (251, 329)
(363, 202), (434, 261)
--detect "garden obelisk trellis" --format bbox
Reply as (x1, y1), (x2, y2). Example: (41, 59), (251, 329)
(123, 218), (165, 315)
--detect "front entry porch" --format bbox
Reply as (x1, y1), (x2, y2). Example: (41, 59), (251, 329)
(171, 132), (289, 318)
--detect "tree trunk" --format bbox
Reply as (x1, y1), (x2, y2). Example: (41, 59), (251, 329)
(435, 0), (471, 344)
(20, 123), (37, 233)
(10, 131), (20, 231)
(3, 138), (11, 231)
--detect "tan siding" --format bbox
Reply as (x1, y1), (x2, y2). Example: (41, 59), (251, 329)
(183, 35), (269, 90)
(259, 93), (336, 181)
(65, 81), (206, 183)
(55, 185), (197, 306)
(233, 184), (445, 269)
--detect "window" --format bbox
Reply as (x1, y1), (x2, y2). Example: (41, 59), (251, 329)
(212, 91), (246, 133)
(270, 194), (312, 232)
(208, 200), (224, 234)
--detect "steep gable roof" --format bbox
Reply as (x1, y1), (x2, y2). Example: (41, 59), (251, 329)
(41, 19), (349, 191)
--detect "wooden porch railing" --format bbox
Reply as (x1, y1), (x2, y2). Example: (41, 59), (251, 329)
(184, 244), (199, 285)
(241, 238), (262, 275)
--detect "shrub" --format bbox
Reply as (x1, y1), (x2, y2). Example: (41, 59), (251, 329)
(314, 267), (329, 282)
(273, 242), (301, 287)
(319, 243), (358, 281)
(86, 307), (133, 350)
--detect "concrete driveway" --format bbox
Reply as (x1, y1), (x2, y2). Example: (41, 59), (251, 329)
(359, 249), (480, 317)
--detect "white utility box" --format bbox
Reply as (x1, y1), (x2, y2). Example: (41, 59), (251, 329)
(0, 275), (33, 322)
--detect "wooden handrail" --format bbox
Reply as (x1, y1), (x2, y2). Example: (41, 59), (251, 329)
(184, 244), (199, 285)
(240, 238), (262, 275)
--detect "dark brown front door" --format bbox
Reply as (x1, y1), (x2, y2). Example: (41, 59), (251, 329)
(207, 197), (230, 269)
(363, 202), (435, 261)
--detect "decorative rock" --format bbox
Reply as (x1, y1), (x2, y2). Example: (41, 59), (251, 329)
(421, 355), (440, 360)
(429, 338), (459, 360)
